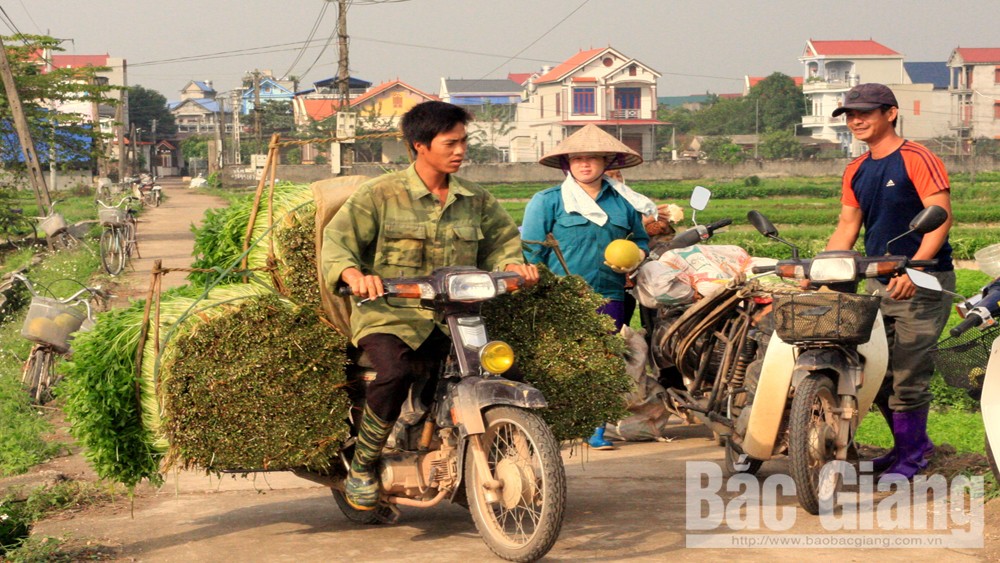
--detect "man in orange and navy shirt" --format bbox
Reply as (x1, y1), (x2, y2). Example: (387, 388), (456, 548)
(825, 83), (955, 482)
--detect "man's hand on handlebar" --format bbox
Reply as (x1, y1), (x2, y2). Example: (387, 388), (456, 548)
(886, 272), (916, 300)
(341, 268), (384, 299)
(504, 263), (539, 287)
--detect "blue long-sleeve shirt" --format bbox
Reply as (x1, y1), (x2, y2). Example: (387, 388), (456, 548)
(521, 179), (649, 301)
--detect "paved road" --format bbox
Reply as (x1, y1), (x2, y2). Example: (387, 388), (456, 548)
(27, 179), (995, 561)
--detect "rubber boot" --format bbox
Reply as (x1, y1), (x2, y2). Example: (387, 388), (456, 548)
(587, 425), (615, 450)
(869, 401), (896, 473)
(880, 410), (934, 482)
(345, 404), (393, 510)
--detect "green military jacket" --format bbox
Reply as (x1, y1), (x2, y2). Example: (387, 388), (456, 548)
(322, 164), (525, 348)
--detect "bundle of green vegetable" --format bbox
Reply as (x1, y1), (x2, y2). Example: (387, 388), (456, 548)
(160, 293), (350, 472)
(483, 267), (631, 442)
(188, 182), (320, 310)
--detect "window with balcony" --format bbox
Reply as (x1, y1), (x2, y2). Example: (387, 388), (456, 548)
(613, 88), (641, 119)
(573, 87), (595, 115)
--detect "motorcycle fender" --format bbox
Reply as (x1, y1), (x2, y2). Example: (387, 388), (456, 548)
(789, 349), (857, 397)
(743, 331), (795, 460)
(982, 336), (1000, 467)
(855, 312), (888, 423)
(451, 376), (547, 437)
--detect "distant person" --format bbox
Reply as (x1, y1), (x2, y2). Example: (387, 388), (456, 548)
(824, 83), (954, 481)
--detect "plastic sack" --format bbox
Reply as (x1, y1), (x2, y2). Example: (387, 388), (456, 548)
(604, 326), (676, 442)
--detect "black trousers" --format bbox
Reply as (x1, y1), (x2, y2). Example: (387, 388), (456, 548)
(356, 329), (451, 422)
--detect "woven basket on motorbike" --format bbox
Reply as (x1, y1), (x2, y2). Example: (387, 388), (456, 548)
(773, 292), (881, 345)
(932, 325), (999, 391)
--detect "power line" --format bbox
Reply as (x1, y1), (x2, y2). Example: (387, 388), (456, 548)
(14, 0), (38, 34)
(281, 0), (329, 79)
(297, 0), (342, 81)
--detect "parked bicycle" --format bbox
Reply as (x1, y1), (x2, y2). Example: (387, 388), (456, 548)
(12, 272), (108, 403)
(37, 202), (78, 251)
(97, 196), (140, 275)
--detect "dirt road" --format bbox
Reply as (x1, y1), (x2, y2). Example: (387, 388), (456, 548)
(17, 178), (1000, 561)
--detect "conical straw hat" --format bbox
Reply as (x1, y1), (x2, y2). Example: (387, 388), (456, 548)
(538, 124), (643, 170)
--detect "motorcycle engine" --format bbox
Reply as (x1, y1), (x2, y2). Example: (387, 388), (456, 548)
(379, 449), (457, 497)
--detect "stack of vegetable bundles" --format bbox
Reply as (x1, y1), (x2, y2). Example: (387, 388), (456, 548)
(62, 178), (632, 489)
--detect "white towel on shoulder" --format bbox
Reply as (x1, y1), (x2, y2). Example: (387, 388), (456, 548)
(560, 173), (658, 226)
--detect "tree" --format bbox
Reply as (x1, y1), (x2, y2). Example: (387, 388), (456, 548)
(127, 85), (176, 136)
(692, 97), (752, 135)
(700, 136), (745, 164)
(759, 130), (803, 159)
(746, 73), (805, 134)
(467, 101), (515, 163)
(0, 34), (119, 171)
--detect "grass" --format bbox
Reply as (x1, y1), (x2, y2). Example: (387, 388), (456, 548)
(856, 407), (985, 454)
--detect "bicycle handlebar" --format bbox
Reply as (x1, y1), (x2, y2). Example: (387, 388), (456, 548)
(10, 272), (107, 304)
(950, 312), (983, 337)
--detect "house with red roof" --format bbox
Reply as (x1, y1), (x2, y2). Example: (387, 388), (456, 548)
(948, 47), (1000, 144)
(799, 39), (953, 155)
(508, 46), (663, 163)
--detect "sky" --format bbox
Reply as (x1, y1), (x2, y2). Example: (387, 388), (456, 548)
(9, 0), (999, 102)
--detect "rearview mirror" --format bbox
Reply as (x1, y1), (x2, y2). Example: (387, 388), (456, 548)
(909, 205), (948, 234)
(747, 210), (779, 238)
(906, 268), (942, 292)
(690, 186), (711, 211)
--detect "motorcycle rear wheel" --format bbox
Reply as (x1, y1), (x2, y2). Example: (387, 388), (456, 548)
(331, 488), (394, 525)
(788, 373), (839, 515)
(465, 406), (565, 562)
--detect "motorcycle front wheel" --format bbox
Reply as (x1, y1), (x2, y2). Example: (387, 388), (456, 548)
(788, 373), (839, 515)
(465, 406), (566, 562)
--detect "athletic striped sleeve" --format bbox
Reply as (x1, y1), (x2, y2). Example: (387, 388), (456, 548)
(900, 141), (950, 199)
(840, 154), (867, 208)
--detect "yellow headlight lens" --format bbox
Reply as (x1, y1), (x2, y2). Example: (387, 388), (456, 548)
(480, 341), (514, 374)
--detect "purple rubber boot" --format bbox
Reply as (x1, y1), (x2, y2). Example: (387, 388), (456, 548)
(880, 410), (934, 482)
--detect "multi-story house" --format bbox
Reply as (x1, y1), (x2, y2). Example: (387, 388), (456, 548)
(947, 48), (1000, 149)
(168, 81), (232, 138)
(508, 47), (662, 163)
(800, 39), (952, 156)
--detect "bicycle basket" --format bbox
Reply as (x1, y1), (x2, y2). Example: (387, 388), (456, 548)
(931, 325), (999, 391)
(21, 296), (85, 353)
(38, 213), (67, 237)
(773, 292), (882, 345)
(99, 207), (126, 226)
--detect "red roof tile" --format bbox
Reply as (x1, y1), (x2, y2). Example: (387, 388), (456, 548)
(302, 98), (343, 121)
(806, 40), (900, 57)
(349, 79), (435, 108)
(954, 48), (1000, 64)
(507, 72), (532, 86)
(49, 54), (111, 68)
(535, 48), (605, 84)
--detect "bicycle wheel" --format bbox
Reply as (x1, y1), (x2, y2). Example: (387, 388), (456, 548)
(100, 227), (125, 275)
(3, 215), (38, 249)
(125, 216), (140, 259)
(22, 347), (53, 403)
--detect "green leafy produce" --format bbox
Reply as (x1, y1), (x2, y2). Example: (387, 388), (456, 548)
(160, 294), (350, 472)
(484, 268), (631, 441)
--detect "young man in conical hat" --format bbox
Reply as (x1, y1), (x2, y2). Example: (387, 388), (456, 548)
(522, 124), (653, 450)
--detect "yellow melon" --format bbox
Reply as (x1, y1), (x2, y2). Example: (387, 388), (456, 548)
(604, 239), (643, 270)
(53, 313), (81, 331)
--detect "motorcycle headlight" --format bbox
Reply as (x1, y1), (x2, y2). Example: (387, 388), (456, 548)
(480, 340), (514, 374)
(447, 273), (497, 301)
(808, 257), (856, 283)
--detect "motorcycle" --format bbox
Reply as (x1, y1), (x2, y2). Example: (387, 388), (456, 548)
(737, 205), (948, 514)
(294, 266), (566, 562)
(930, 275), (1000, 481)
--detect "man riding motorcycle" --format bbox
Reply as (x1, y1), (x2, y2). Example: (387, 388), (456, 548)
(321, 101), (538, 510)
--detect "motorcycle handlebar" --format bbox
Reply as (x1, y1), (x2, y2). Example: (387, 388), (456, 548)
(907, 260), (938, 269)
(337, 286), (354, 296)
(751, 265), (776, 274)
(706, 218), (733, 232)
(950, 312), (983, 337)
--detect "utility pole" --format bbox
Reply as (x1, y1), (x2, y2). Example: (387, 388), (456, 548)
(116, 94), (127, 181)
(231, 90), (241, 164)
(150, 119), (157, 176)
(253, 70), (262, 149)
(335, 0), (354, 170)
(0, 35), (51, 213)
